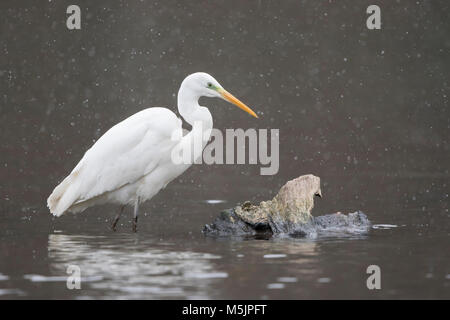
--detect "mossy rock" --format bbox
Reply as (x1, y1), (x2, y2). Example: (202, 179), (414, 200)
(203, 174), (370, 238)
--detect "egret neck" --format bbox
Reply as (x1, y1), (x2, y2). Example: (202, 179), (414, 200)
(177, 80), (213, 164)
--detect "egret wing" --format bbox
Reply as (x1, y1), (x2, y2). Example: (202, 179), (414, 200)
(48, 108), (182, 215)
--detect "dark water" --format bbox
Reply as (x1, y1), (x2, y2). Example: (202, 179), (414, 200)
(0, 1), (449, 299)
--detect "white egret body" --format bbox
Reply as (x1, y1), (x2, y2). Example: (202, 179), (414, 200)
(47, 72), (257, 231)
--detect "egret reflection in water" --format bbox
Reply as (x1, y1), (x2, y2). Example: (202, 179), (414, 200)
(47, 234), (226, 299)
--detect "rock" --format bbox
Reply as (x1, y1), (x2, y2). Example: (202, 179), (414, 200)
(314, 211), (371, 233)
(203, 174), (370, 238)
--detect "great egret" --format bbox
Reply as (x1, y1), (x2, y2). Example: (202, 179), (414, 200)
(47, 72), (258, 231)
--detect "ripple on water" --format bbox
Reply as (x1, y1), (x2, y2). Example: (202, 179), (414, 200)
(0, 288), (26, 297)
(24, 274), (104, 282)
(277, 277), (298, 283)
(116, 286), (184, 295)
(184, 272), (228, 279)
(204, 199), (227, 204)
(267, 283), (285, 289)
(0, 273), (9, 281)
(372, 224), (398, 230)
(263, 254), (287, 259)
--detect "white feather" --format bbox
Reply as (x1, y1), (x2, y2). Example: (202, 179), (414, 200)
(47, 107), (182, 216)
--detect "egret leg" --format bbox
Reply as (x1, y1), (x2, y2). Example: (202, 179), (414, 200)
(111, 205), (125, 231)
(132, 198), (139, 232)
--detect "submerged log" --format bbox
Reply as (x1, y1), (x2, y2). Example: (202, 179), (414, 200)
(203, 174), (370, 238)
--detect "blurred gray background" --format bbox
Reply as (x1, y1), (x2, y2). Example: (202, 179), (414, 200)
(1, 0), (448, 211)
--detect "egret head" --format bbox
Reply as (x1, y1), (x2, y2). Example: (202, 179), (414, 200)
(182, 72), (258, 118)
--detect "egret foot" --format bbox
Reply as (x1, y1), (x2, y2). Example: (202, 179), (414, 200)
(111, 205), (125, 231)
(133, 217), (138, 233)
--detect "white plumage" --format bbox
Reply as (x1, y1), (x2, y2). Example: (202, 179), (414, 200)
(47, 72), (257, 231)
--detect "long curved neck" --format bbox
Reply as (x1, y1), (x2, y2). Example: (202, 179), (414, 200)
(177, 83), (213, 163)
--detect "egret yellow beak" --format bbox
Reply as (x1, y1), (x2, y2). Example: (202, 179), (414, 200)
(219, 89), (258, 118)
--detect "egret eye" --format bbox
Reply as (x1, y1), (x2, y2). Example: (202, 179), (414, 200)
(207, 82), (213, 88)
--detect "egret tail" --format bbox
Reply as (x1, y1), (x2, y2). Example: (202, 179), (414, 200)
(47, 171), (80, 217)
